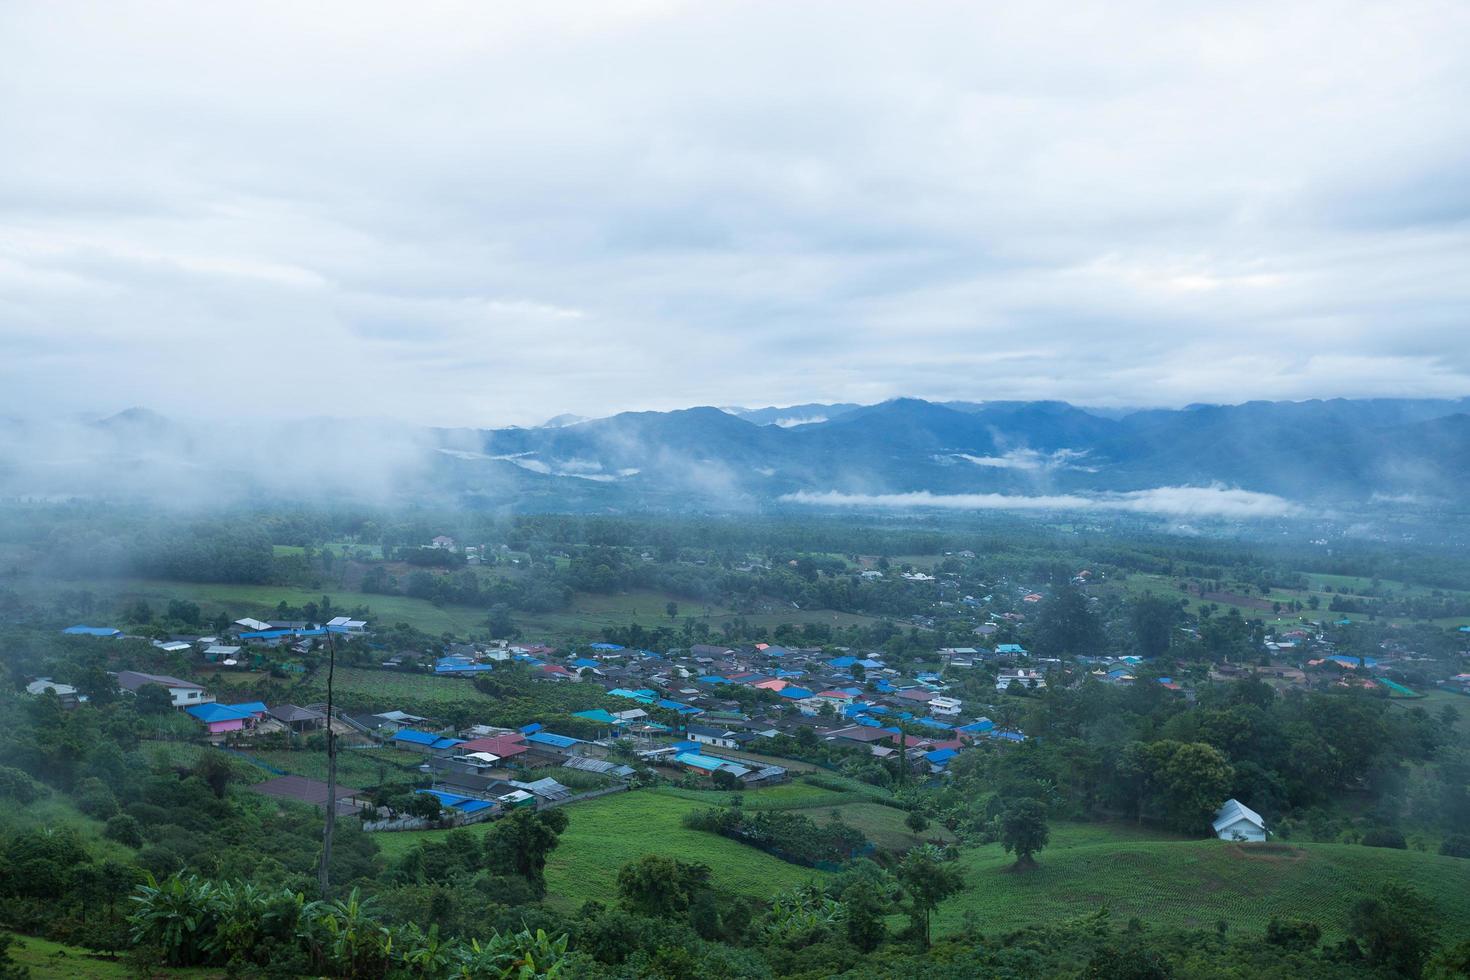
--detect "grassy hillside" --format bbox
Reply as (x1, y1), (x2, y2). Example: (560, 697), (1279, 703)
(374, 785), (835, 910)
(934, 823), (1470, 940)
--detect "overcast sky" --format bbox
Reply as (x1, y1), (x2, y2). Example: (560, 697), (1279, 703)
(2, 1), (1468, 427)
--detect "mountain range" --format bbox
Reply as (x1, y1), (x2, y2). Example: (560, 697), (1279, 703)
(2, 398), (1468, 515)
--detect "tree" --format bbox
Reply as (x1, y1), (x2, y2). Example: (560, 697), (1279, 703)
(842, 878), (889, 952)
(134, 684), (176, 716)
(1032, 584), (1103, 657)
(486, 603), (515, 639)
(904, 810), (929, 839)
(1349, 882), (1439, 978)
(1000, 799), (1050, 868)
(616, 855), (713, 919)
(1129, 596), (1179, 659)
(666, 601), (678, 620)
(895, 845), (963, 947)
(484, 808), (569, 897)
(193, 754), (234, 800)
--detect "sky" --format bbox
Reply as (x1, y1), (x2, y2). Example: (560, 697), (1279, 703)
(2, 0), (1468, 428)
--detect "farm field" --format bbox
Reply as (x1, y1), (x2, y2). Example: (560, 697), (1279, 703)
(242, 746), (428, 785)
(932, 823), (1470, 940)
(373, 785), (834, 910)
(306, 666), (499, 707)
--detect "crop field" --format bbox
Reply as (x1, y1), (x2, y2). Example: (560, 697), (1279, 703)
(242, 746), (427, 785)
(308, 666), (498, 707)
(373, 786), (832, 910)
(931, 823), (1470, 940)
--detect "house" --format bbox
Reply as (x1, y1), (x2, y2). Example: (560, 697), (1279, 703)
(995, 643), (1028, 657)
(203, 644), (243, 664)
(429, 535), (457, 551)
(391, 729), (465, 754)
(116, 670), (212, 708)
(1212, 798), (1267, 842)
(186, 702), (262, 735)
(928, 696), (963, 718)
(25, 678), (83, 709)
(251, 775), (363, 816)
(685, 724), (741, 750)
(325, 616), (368, 633)
(269, 703), (327, 733)
(996, 668), (1046, 692)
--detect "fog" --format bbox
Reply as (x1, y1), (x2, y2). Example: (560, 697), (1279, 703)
(781, 486), (1302, 519)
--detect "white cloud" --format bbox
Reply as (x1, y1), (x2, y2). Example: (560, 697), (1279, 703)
(782, 485), (1301, 518)
(1, 1), (1467, 424)
(950, 449), (1096, 472)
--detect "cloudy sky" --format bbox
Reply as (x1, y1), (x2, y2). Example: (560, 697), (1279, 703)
(3, 1), (1468, 427)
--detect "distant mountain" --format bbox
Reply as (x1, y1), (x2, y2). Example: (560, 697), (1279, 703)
(3, 397), (1469, 514)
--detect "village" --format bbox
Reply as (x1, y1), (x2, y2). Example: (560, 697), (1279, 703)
(29, 576), (1470, 848)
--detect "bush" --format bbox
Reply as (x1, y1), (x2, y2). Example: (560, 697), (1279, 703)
(1361, 827), (1407, 850)
(1438, 834), (1470, 858)
(0, 766), (41, 804)
(105, 814), (145, 848)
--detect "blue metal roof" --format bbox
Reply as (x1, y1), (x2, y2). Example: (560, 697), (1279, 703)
(589, 642), (625, 651)
(62, 625), (121, 637)
(957, 719), (994, 733)
(697, 675), (728, 685)
(925, 747), (958, 764)
(778, 687), (813, 699)
(657, 699), (702, 714)
(392, 728), (440, 746)
(187, 703), (255, 723)
(828, 656), (857, 668)
(526, 731), (578, 749)
(571, 658), (601, 669)
(917, 717), (953, 731)
(520, 722), (544, 734)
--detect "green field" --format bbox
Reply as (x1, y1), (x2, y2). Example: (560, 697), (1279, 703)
(1104, 570), (1470, 630)
(933, 823), (1470, 940)
(1, 933), (216, 979)
(374, 785), (834, 909)
(25, 573), (880, 641)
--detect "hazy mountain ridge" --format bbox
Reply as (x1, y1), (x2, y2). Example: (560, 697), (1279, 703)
(1, 398), (1467, 512)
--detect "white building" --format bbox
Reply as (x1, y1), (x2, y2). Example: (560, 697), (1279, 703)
(928, 696), (964, 717)
(115, 670), (213, 708)
(1212, 799), (1267, 842)
(996, 668), (1047, 692)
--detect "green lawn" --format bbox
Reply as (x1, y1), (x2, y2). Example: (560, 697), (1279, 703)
(933, 823), (1470, 941)
(373, 786), (832, 910)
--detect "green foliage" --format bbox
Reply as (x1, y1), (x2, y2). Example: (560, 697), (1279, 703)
(1349, 882), (1439, 978)
(1000, 798), (1050, 866)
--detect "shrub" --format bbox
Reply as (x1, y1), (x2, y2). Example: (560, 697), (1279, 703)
(0, 766), (41, 804)
(105, 814), (145, 848)
(1361, 827), (1407, 850)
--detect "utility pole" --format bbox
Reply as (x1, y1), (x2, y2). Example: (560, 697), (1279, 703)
(317, 627), (339, 898)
